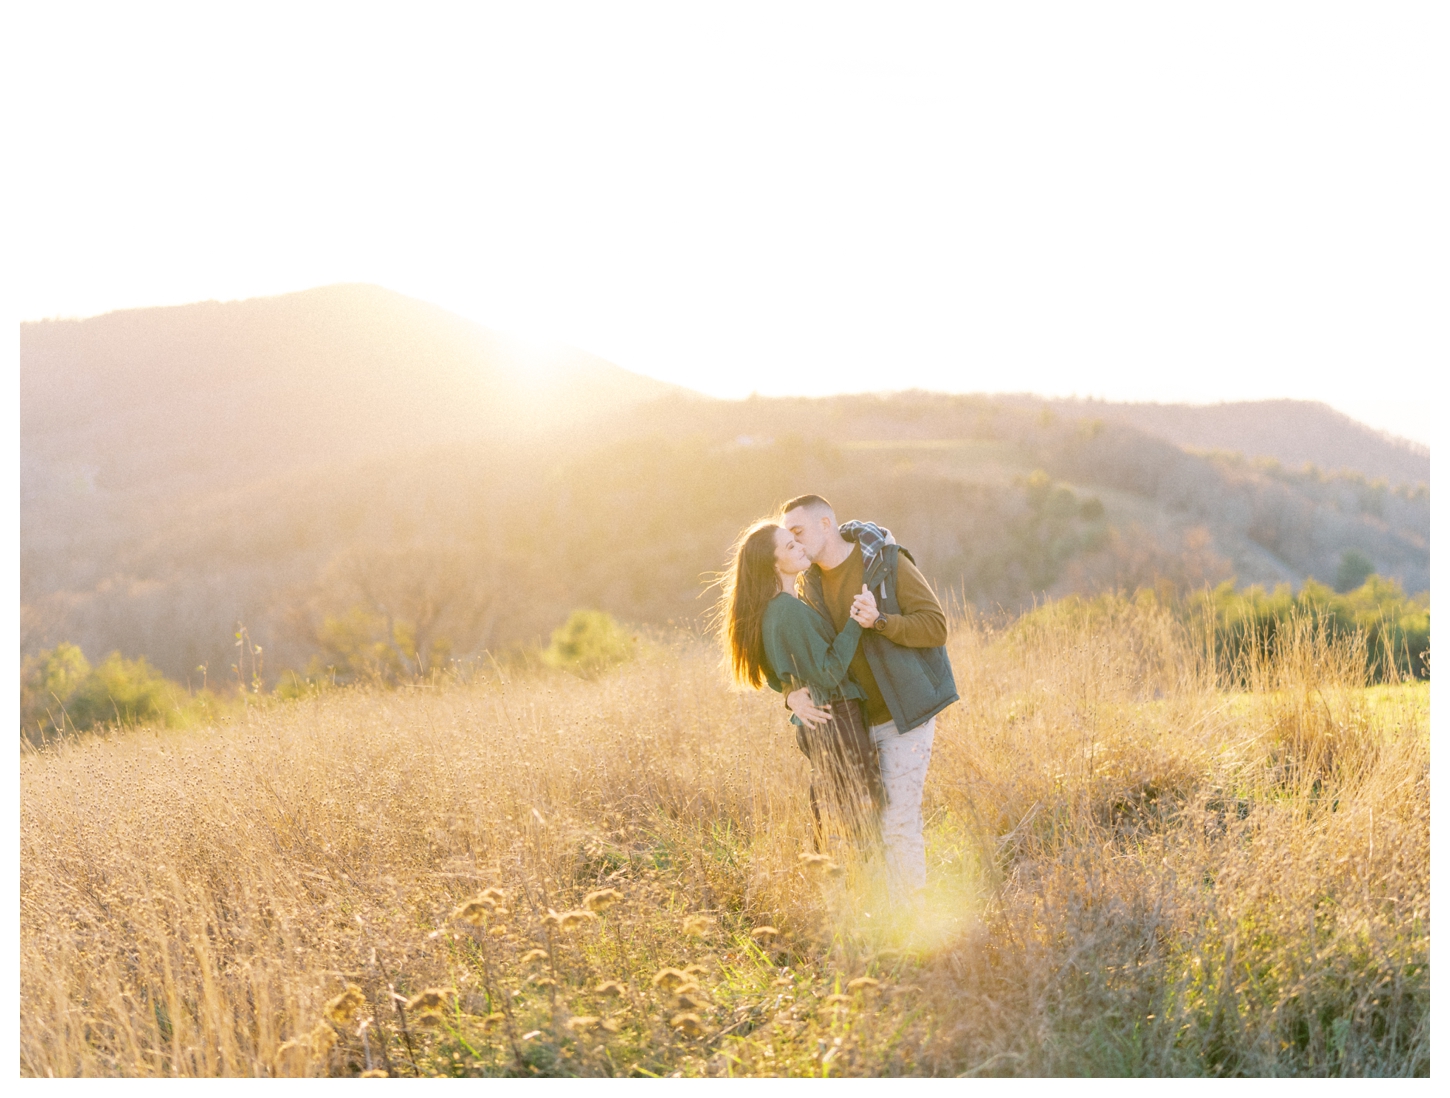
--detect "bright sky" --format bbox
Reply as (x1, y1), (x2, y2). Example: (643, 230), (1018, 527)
(12, 2), (1444, 444)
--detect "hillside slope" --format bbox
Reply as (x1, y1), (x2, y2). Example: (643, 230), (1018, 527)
(19, 289), (1430, 684)
(1023, 397), (1429, 487)
(20, 283), (681, 500)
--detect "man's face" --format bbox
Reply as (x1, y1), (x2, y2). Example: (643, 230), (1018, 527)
(781, 506), (831, 562)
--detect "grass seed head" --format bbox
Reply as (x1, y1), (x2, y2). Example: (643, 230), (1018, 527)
(847, 977), (880, 993)
(324, 983), (367, 1026)
(406, 989), (449, 1013)
(308, 1021), (338, 1056)
(557, 909), (597, 932)
(670, 1012), (705, 1038)
(672, 986), (709, 1011)
(652, 967), (690, 991)
(681, 914), (713, 936)
(453, 900), (492, 925)
(583, 888), (622, 912)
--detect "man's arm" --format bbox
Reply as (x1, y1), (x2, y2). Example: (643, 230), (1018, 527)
(852, 556), (947, 647)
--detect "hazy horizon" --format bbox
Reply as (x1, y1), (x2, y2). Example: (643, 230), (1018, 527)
(19, 283), (1434, 448)
(14, 5), (1441, 449)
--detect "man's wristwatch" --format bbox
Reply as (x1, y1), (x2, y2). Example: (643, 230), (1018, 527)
(872, 614), (889, 632)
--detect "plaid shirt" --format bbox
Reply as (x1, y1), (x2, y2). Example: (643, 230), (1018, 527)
(838, 519), (894, 572)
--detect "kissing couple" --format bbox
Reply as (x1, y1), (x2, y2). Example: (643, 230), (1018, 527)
(718, 494), (958, 904)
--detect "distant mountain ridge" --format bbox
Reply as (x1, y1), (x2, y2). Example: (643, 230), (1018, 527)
(21, 283), (683, 500)
(18, 285), (1429, 684)
(1018, 397), (1428, 488)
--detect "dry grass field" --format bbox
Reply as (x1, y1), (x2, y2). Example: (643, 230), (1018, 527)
(20, 598), (1429, 1077)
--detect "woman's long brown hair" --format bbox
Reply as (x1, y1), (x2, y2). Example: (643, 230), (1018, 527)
(718, 521), (783, 688)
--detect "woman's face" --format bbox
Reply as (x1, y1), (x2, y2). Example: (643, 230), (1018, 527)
(772, 525), (811, 577)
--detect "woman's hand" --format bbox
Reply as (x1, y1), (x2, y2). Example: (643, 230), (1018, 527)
(850, 584), (880, 628)
(786, 687), (832, 728)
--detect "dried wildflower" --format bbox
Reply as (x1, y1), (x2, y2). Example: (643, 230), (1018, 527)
(750, 926), (779, 940)
(565, 1015), (601, 1032)
(594, 980), (626, 998)
(847, 977), (880, 993)
(406, 989), (449, 1013)
(308, 1021), (338, 1056)
(583, 888), (622, 912)
(557, 909), (597, 932)
(672, 986), (710, 1011)
(324, 983), (366, 1026)
(670, 1012), (705, 1037)
(651, 968), (690, 991)
(520, 949), (549, 965)
(681, 914), (713, 936)
(453, 900), (492, 926)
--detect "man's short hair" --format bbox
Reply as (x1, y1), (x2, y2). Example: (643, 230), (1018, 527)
(781, 493), (833, 516)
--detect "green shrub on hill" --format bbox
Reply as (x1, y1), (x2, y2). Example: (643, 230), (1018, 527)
(1194, 574), (1428, 682)
(542, 610), (636, 678)
(1012, 575), (1428, 684)
(20, 644), (226, 744)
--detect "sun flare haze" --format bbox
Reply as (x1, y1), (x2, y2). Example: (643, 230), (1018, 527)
(12, 2), (1442, 444)
(13, 2), (1438, 1081)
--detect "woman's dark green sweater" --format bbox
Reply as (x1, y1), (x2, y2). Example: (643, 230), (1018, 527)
(761, 593), (866, 718)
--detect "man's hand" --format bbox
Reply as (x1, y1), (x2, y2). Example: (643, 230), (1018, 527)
(850, 584), (880, 628)
(786, 687), (832, 728)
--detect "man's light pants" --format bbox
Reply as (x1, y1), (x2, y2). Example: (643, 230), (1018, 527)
(869, 715), (936, 900)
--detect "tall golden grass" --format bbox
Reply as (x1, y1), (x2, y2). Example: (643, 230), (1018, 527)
(20, 598), (1428, 1076)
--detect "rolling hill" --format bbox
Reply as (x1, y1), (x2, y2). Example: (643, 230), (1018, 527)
(19, 287), (1430, 685)
(1021, 397), (1429, 488)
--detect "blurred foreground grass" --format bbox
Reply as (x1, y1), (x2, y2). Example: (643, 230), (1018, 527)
(20, 598), (1428, 1076)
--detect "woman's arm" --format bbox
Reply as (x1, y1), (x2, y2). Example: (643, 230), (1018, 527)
(763, 600), (863, 698)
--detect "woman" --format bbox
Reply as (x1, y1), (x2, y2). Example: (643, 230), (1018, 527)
(719, 520), (884, 852)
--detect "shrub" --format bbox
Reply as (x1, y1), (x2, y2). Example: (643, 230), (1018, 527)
(1192, 575), (1429, 683)
(542, 610), (636, 677)
(20, 643), (221, 743)
(1334, 549), (1374, 593)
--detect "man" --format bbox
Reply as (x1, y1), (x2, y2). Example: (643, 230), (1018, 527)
(780, 494), (958, 904)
